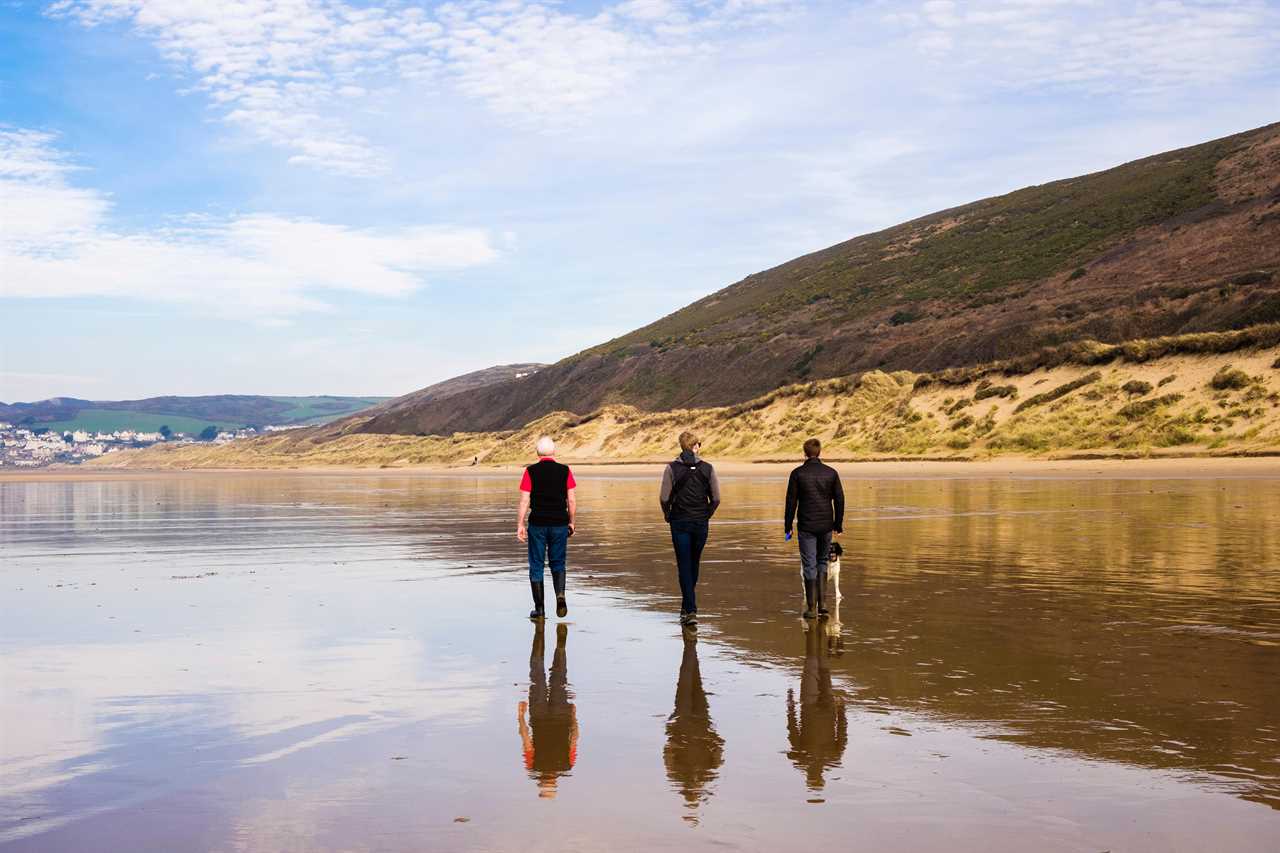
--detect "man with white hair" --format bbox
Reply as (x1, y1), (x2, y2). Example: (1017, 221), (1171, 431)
(517, 435), (578, 620)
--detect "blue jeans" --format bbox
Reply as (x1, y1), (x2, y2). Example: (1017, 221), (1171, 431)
(527, 525), (569, 583)
(798, 530), (831, 581)
(669, 518), (709, 614)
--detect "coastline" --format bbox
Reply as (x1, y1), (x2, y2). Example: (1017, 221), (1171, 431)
(6, 454), (1280, 482)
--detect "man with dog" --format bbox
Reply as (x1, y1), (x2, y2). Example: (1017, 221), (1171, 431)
(784, 438), (845, 620)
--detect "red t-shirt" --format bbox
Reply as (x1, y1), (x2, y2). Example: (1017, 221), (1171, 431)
(520, 457), (576, 492)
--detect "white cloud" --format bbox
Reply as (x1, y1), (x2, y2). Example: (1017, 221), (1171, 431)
(0, 130), (497, 318)
(889, 0), (1280, 92)
(49, 0), (798, 171)
(49, 0), (446, 175)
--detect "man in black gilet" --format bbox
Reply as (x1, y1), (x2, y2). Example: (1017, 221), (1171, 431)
(784, 438), (844, 619)
(659, 431), (721, 626)
(517, 435), (577, 620)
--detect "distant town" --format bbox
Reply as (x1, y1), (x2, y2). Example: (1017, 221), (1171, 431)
(0, 423), (297, 468)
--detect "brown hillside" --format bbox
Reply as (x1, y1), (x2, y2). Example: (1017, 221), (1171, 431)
(361, 123), (1280, 436)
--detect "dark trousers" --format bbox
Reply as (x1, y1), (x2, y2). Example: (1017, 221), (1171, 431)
(669, 518), (709, 614)
(527, 524), (568, 583)
(798, 530), (832, 581)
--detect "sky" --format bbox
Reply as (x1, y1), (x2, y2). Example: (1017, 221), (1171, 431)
(1, 0), (1278, 402)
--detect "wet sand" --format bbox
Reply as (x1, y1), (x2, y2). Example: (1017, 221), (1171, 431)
(2, 471), (1278, 851)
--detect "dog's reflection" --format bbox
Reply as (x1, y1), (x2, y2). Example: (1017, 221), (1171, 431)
(664, 628), (725, 823)
(786, 622), (848, 791)
(825, 595), (845, 656)
(518, 622), (578, 799)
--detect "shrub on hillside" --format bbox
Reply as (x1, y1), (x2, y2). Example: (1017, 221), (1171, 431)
(1158, 374), (1177, 387)
(1228, 270), (1274, 286)
(974, 381), (1018, 401)
(1014, 372), (1102, 413)
(1122, 380), (1153, 396)
(1118, 393), (1184, 420)
(1210, 366), (1253, 390)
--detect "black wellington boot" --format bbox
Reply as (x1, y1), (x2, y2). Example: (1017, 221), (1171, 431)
(552, 571), (568, 618)
(802, 578), (816, 620)
(817, 568), (829, 618)
(529, 580), (546, 620)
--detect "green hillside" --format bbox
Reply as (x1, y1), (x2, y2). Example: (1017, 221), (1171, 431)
(354, 121), (1280, 437)
(36, 410), (237, 435)
(1, 395), (390, 433)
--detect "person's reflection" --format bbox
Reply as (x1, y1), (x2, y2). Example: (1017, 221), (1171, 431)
(518, 622), (578, 799)
(664, 628), (725, 823)
(786, 622), (848, 791)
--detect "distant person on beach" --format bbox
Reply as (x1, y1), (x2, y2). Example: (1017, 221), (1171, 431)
(518, 622), (578, 798)
(659, 431), (721, 626)
(517, 435), (577, 620)
(784, 438), (844, 620)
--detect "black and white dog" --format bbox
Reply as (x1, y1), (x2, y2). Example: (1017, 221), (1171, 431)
(828, 541), (843, 601)
(800, 540), (844, 603)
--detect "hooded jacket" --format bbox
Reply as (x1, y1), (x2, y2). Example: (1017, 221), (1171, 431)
(659, 450), (722, 522)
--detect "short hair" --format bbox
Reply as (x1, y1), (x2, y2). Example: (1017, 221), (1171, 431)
(803, 438), (822, 458)
(678, 431), (701, 452)
(536, 435), (556, 456)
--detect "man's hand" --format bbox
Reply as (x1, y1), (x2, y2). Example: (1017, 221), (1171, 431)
(517, 525), (528, 543)
(568, 522), (576, 537)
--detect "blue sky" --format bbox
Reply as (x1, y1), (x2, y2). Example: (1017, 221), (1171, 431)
(2, 0), (1278, 401)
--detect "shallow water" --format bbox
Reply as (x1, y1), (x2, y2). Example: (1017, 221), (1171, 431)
(2, 471), (1278, 851)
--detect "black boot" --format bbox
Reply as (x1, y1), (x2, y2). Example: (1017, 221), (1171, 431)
(552, 571), (567, 618)
(802, 578), (816, 620)
(529, 580), (545, 620)
(817, 568), (829, 618)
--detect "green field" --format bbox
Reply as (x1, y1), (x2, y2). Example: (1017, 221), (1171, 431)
(36, 410), (236, 435)
(25, 396), (389, 436)
(268, 396), (388, 424)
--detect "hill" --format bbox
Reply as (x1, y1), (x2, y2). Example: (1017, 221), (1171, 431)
(0, 394), (389, 434)
(358, 121), (1280, 437)
(91, 326), (1280, 468)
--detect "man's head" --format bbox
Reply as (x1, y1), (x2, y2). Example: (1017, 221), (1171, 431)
(536, 435), (556, 457)
(803, 437), (821, 459)
(678, 430), (701, 453)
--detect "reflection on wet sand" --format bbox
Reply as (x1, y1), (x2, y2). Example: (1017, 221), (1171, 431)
(2, 472), (1279, 851)
(825, 597), (845, 657)
(518, 623), (578, 799)
(664, 629), (724, 823)
(786, 623), (848, 793)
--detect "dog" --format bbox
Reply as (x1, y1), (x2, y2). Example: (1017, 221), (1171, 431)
(828, 541), (843, 602)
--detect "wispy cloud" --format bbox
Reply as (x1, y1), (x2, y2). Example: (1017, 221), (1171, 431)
(49, 0), (446, 175)
(886, 0), (1280, 93)
(0, 130), (497, 317)
(48, 0), (798, 172)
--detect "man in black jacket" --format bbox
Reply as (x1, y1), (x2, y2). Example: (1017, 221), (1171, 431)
(784, 438), (844, 619)
(659, 431), (721, 626)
